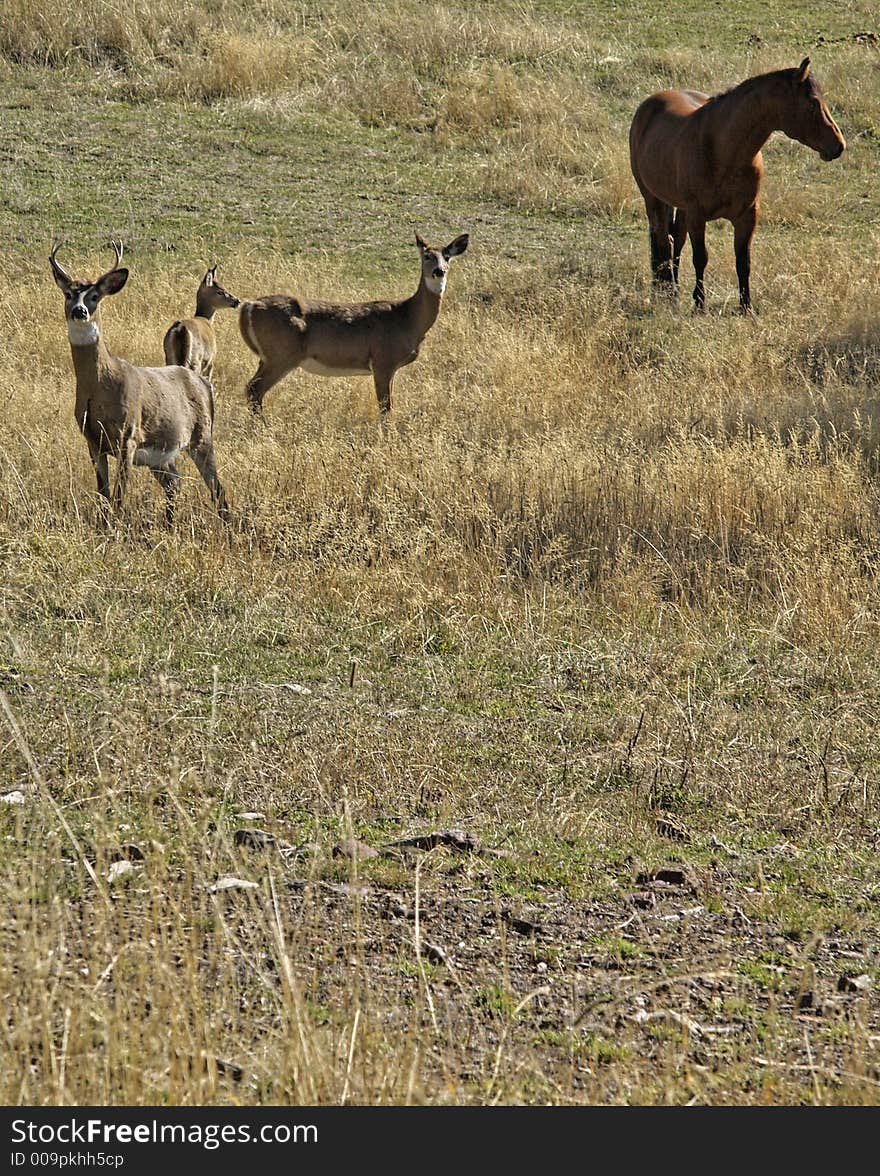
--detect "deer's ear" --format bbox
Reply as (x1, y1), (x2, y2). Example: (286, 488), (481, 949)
(95, 267), (129, 298)
(797, 57), (811, 81)
(443, 233), (469, 258)
(415, 232), (429, 252)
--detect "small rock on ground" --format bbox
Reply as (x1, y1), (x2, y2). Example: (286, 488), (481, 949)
(332, 839), (379, 861)
(107, 860), (135, 885)
(838, 973), (872, 993)
(234, 828), (276, 850)
(210, 877), (259, 893)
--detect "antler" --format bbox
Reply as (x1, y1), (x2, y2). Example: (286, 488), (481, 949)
(109, 240), (124, 269)
(49, 238), (73, 283)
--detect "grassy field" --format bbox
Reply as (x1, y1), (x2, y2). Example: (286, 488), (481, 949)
(1, 0), (880, 1105)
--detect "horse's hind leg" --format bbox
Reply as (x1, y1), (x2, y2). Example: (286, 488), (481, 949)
(646, 199), (674, 289)
(688, 213), (709, 313)
(649, 225), (661, 276)
(671, 210), (687, 291)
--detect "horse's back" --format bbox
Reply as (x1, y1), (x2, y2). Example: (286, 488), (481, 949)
(630, 88), (711, 195)
(631, 89), (708, 140)
(678, 89), (710, 108)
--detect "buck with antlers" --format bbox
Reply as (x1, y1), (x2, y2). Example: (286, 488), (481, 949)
(50, 241), (230, 525)
(238, 231), (470, 418)
(163, 265), (240, 383)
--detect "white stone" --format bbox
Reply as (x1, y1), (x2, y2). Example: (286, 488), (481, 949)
(107, 860), (134, 885)
(210, 877), (259, 893)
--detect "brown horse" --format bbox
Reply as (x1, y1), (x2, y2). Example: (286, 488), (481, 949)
(629, 58), (845, 312)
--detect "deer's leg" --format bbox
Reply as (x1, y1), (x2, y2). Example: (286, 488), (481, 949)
(372, 367), (395, 418)
(150, 463), (182, 526)
(733, 204), (759, 314)
(646, 197), (674, 288)
(86, 437), (110, 500)
(688, 212), (708, 313)
(86, 436), (111, 525)
(244, 359), (290, 417)
(111, 432), (137, 514)
(671, 209), (687, 291)
(189, 445), (230, 524)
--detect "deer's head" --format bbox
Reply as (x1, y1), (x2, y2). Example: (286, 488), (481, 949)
(415, 232), (469, 296)
(50, 241), (129, 346)
(197, 265), (240, 315)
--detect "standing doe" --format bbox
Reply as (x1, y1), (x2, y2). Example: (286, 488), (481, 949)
(163, 265), (240, 384)
(238, 231), (469, 418)
(50, 241), (230, 525)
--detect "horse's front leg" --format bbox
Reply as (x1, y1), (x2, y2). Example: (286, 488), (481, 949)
(688, 213), (708, 312)
(733, 205), (759, 314)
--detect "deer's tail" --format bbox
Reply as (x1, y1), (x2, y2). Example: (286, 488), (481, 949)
(238, 302), (262, 358)
(163, 321), (192, 369)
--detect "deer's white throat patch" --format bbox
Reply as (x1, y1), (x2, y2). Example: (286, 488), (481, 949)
(425, 274), (447, 296)
(67, 320), (100, 347)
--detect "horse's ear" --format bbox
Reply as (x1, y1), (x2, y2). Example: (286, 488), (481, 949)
(797, 57), (811, 81)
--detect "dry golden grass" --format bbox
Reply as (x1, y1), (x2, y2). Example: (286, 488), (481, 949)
(3, 0), (880, 1106)
(9, 245), (879, 614)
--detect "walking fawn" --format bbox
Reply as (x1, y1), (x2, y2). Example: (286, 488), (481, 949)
(238, 231), (469, 418)
(50, 241), (230, 525)
(163, 265), (240, 383)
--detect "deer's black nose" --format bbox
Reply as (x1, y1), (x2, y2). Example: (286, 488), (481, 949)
(433, 268), (444, 279)
(72, 306), (89, 320)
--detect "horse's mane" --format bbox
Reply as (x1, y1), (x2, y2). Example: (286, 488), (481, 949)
(704, 66), (822, 107)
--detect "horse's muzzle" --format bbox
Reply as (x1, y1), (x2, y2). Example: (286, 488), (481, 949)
(820, 141), (845, 161)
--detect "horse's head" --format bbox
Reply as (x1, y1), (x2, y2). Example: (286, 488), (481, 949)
(781, 58), (845, 161)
